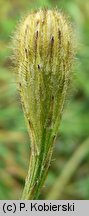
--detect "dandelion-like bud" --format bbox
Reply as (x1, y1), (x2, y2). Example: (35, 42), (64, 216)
(13, 9), (74, 199)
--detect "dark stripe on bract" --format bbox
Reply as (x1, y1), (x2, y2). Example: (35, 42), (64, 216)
(28, 120), (34, 132)
(24, 24), (29, 82)
(38, 64), (41, 69)
(19, 82), (21, 87)
(36, 30), (39, 39)
(34, 30), (39, 59)
(49, 35), (54, 60)
(58, 29), (61, 46)
(51, 36), (54, 44)
(25, 48), (28, 58)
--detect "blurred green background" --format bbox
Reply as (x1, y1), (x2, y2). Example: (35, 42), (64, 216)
(0, 0), (89, 200)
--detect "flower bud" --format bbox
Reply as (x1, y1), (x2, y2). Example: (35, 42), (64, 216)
(13, 9), (74, 199)
(14, 9), (73, 151)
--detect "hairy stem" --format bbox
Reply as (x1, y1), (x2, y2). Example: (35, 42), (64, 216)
(21, 129), (54, 200)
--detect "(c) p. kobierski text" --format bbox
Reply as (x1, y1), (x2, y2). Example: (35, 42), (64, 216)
(20, 202), (75, 212)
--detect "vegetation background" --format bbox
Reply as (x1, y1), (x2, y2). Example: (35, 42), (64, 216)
(0, 0), (89, 200)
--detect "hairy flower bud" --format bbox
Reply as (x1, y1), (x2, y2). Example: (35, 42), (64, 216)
(13, 9), (74, 199)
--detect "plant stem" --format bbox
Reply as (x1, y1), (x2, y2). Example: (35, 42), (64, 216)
(21, 128), (54, 200)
